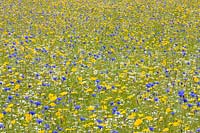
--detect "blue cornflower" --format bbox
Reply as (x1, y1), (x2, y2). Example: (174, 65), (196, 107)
(2, 111), (6, 115)
(117, 101), (121, 105)
(111, 130), (119, 133)
(25, 36), (28, 39)
(62, 76), (66, 81)
(80, 117), (86, 121)
(149, 127), (154, 131)
(190, 92), (196, 97)
(57, 97), (62, 101)
(35, 73), (40, 77)
(182, 50), (186, 56)
(96, 119), (103, 123)
(110, 101), (114, 106)
(97, 85), (102, 90)
(36, 119), (43, 124)
(116, 112), (120, 115)
(52, 130), (58, 133)
(111, 58), (116, 61)
(4, 87), (11, 91)
(44, 124), (50, 129)
(178, 90), (184, 97)
(146, 83), (151, 88)
(29, 111), (36, 115)
(57, 126), (63, 131)
(10, 81), (14, 85)
(75, 105), (81, 110)
(183, 98), (188, 103)
(98, 125), (103, 129)
(0, 123), (4, 128)
(112, 106), (118, 114)
(187, 104), (193, 108)
(95, 79), (100, 84)
(44, 106), (49, 110)
(7, 65), (12, 69)
(53, 77), (58, 81)
(146, 83), (154, 88)
(25, 96), (29, 100)
(196, 128), (200, 132)
(171, 112), (175, 115)
(92, 94), (96, 97)
(8, 95), (13, 100)
(166, 88), (170, 93)
(35, 101), (41, 106)
(154, 97), (159, 102)
(197, 102), (200, 107)
(112, 86), (115, 89)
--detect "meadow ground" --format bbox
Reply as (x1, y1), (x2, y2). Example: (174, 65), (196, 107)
(0, 0), (200, 132)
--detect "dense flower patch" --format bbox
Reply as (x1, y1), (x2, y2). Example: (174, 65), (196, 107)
(0, 0), (199, 132)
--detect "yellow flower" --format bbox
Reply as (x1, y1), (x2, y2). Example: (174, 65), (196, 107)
(60, 92), (67, 96)
(110, 48), (115, 53)
(127, 95), (133, 99)
(25, 114), (32, 122)
(88, 122), (95, 126)
(181, 105), (187, 110)
(102, 105), (107, 110)
(185, 126), (190, 131)
(138, 114), (144, 117)
(161, 96), (167, 103)
(71, 91), (77, 94)
(65, 128), (75, 131)
(85, 88), (93, 93)
(5, 107), (11, 112)
(162, 60), (166, 66)
(159, 117), (163, 122)
(71, 67), (77, 72)
(37, 81), (42, 85)
(11, 120), (16, 124)
(193, 77), (199, 82)
(87, 106), (95, 111)
(90, 58), (96, 63)
(89, 114), (97, 118)
(142, 128), (150, 132)
(23, 124), (28, 126)
(173, 122), (180, 127)
(90, 77), (97, 80)
(35, 114), (41, 119)
(134, 119), (143, 126)
(120, 110), (126, 114)
(0, 113), (3, 120)
(38, 130), (45, 133)
(145, 116), (153, 121)
(8, 104), (14, 108)
(166, 108), (171, 113)
(14, 84), (20, 91)
(163, 128), (169, 132)
(128, 113), (136, 119)
(66, 61), (71, 65)
(77, 77), (82, 81)
(50, 103), (56, 107)
(48, 94), (57, 101)
(55, 111), (61, 117)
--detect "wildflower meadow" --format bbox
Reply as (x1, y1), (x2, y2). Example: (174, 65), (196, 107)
(0, 0), (199, 132)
